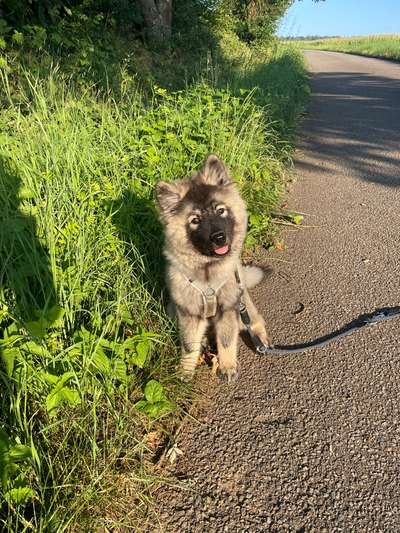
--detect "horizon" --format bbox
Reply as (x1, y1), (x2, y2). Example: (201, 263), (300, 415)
(280, 32), (400, 40)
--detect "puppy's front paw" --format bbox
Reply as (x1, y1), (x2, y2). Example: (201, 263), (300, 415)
(179, 351), (199, 381)
(218, 366), (239, 383)
(251, 321), (270, 347)
(178, 368), (194, 383)
(179, 365), (195, 382)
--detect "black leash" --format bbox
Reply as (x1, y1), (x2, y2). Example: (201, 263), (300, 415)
(235, 270), (400, 355)
(241, 304), (400, 355)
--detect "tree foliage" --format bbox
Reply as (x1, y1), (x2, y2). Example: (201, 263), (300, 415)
(219, 0), (294, 42)
(0, 0), (306, 88)
(0, 0), (295, 46)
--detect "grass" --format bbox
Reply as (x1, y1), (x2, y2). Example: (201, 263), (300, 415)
(289, 34), (400, 61)
(0, 39), (308, 531)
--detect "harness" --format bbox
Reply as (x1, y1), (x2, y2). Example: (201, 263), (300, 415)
(179, 271), (229, 319)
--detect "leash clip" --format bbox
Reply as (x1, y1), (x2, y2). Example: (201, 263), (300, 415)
(256, 343), (269, 354)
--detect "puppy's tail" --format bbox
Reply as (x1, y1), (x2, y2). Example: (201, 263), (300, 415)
(242, 265), (264, 289)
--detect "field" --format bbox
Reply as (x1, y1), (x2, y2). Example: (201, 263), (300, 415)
(290, 34), (400, 61)
(0, 10), (309, 531)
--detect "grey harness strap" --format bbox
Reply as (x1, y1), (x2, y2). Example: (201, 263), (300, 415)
(180, 273), (229, 319)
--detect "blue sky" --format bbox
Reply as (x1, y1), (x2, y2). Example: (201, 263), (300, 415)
(278, 0), (400, 37)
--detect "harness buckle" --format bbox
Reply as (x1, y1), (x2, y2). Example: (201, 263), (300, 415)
(204, 287), (217, 318)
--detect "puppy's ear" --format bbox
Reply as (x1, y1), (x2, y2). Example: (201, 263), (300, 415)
(199, 154), (232, 187)
(155, 181), (182, 215)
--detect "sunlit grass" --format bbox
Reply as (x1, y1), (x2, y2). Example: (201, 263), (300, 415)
(0, 42), (308, 530)
(289, 34), (400, 61)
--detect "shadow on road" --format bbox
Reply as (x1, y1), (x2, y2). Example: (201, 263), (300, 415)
(296, 72), (400, 187)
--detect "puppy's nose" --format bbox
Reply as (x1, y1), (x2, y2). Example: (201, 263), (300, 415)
(210, 230), (226, 246)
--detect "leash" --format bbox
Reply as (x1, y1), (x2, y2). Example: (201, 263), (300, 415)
(235, 270), (400, 355)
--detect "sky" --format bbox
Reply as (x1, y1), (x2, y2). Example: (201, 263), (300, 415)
(278, 0), (400, 38)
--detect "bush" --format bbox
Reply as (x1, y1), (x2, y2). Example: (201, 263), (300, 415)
(0, 42), (308, 528)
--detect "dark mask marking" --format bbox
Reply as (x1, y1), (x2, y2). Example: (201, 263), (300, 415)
(188, 213), (234, 257)
(177, 181), (235, 257)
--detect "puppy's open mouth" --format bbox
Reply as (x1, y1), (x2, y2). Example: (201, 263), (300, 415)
(213, 244), (230, 256)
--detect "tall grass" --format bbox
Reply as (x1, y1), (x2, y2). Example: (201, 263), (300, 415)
(0, 43), (308, 530)
(290, 34), (400, 61)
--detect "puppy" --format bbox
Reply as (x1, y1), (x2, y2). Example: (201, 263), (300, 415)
(155, 155), (268, 382)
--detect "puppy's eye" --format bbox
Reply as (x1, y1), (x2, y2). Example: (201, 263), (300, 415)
(216, 206), (226, 216)
(189, 217), (201, 226)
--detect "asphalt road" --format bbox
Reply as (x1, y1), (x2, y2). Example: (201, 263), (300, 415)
(152, 51), (400, 531)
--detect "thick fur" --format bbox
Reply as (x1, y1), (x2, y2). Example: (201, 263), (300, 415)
(243, 265), (264, 289)
(156, 154), (268, 382)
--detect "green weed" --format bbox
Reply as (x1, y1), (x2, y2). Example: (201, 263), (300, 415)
(0, 41), (308, 530)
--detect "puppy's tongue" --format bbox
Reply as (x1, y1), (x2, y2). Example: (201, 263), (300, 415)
(214, 244), (229, 255)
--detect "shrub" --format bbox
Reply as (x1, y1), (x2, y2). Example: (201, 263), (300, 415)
(0, 44), (308, 528)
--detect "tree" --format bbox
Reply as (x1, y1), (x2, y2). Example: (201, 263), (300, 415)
(137, 0), (172, 42)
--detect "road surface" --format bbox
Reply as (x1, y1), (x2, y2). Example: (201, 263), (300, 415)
(152, 51), (400, 531)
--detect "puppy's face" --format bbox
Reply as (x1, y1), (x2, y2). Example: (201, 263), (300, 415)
(156, 155), (247, 260)
(179, 180), (235, 257)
